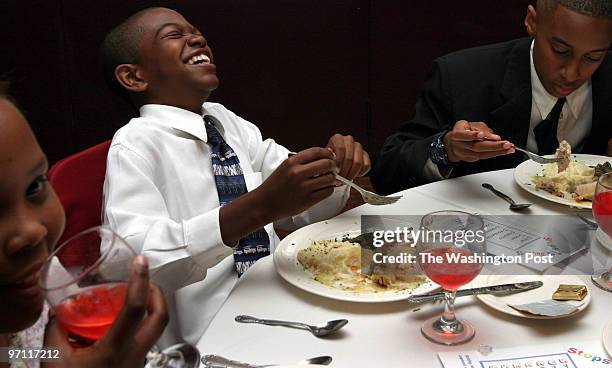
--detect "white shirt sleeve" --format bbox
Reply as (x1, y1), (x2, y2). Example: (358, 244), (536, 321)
(423, 158), (453, 181)
(103, 144), (233, 292)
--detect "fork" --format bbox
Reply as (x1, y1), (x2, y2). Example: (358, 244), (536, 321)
(334, 175), (402, 205)
(287, 151), (401, 205)
(480, 138), (560, 164)
(201, 355), (332, 367)
(513, 147), (561, 164)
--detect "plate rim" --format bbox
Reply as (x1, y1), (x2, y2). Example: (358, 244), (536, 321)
(514, 153), (610, 209)
(471, 274), (591, 319)
(273, 217), (437, 303)
(603, 319), (612, 358)
(596, 228), (612, 252)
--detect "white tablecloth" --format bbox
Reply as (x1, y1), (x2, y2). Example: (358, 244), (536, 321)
(196, 169), (612, 367)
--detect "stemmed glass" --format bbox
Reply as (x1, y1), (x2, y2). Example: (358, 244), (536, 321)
(40, 226), (200, 367)
(417, 211), (486, 345)
(592, 172), (612, 292)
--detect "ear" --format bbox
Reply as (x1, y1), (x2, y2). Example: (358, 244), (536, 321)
(525, 4), (537, 37)
(114, 64), (148, 93)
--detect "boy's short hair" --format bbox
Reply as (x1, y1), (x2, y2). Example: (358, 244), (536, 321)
(539, 0), (612, 19)
(0, 79), (9, 98)
(0, 79), (19, 109)
(99, 8), (158, 104)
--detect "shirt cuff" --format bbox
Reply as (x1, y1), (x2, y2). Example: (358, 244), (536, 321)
(423, 158), (454, 181)
(184, 206), (234, 268)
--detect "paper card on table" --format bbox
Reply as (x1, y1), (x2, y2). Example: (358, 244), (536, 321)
(438, 341), (610, 368)
(482, 215), (590, 272)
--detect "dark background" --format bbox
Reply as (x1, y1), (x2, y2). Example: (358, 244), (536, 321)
(0, 0), (531, 164)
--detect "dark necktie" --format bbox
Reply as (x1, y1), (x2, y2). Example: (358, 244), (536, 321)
(204, 115), (270, 276)
(533, 97), (566, 155)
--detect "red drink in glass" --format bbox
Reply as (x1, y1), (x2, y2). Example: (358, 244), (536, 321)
(593, 191), (612, 237)
(591, 173), (612, 292)
(55, 283), (127, 343)
(417, 211), (486, 345)
(420, 247), (482, 291)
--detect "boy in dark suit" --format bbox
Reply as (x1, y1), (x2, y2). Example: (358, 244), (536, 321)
(371, 0), (612, 194)
(100, 7), (370, 345)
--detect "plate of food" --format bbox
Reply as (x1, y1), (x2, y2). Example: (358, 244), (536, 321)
(470, 274), (591, 319)
(273, 217), (437, 302)
(514, 141), (611, 209)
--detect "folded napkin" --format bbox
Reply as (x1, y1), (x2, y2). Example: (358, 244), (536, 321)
(509, 300), (579, 317)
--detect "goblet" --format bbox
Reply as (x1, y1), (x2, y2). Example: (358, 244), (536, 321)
(417, 211), (486, 345)
(592, 172), (612, 292)
(40, 226), (200, 367)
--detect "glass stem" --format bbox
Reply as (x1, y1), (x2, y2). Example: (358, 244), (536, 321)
(440, 290), (458, 326)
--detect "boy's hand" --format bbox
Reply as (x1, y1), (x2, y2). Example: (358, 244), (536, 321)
(258, 147), (338, 220)
(219, 148), (339, 245)
(443, 120), (514, 163)
(326, 134), (371, 180)
(44, 256), (168, 368)
(607, 138), (612, 156)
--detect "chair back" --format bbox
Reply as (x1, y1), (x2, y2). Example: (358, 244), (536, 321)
(48, 140), (111, 267)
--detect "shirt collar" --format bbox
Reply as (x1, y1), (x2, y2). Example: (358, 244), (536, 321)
(139, 104), (225, 142)
(529, 40), (590, 121)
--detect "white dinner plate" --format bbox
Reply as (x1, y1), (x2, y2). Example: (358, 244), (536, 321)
(596, 228), (612, 252)
(470, 274), (591, 319)
(514, 154), (610, 209)
(273, 217), (438, 303)
(604, 320), (612, 358)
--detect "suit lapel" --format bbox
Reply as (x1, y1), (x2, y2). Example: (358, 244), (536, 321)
(584, 55), (612, 154)
(489, 38), (532, 159)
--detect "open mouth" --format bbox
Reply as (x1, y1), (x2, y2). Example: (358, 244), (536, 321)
(186, 53), (211, 65)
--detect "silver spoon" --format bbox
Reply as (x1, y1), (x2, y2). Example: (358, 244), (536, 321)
(482, 183), (532, 211)
(201, 354), (332, 367)
(147, 343), (201, 368)
(235, 315), (348, 337)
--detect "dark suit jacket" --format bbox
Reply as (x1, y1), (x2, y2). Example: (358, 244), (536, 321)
(370, 37), (612, 195)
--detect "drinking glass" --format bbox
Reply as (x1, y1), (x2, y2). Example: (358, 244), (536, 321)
(417, 211), (486, 345)
(40, 226), (200, 367)
(592, 172), (612, 292)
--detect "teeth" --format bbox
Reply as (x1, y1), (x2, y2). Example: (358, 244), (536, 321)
(187, 54), (211, 65)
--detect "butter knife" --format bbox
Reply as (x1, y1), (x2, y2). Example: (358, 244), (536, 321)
(407, 281), (543, 303)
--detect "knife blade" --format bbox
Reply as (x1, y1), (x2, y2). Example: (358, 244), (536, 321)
(407, 281), (543, 303)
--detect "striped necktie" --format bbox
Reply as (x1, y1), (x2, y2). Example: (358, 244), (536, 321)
(204, 115), (270, 276)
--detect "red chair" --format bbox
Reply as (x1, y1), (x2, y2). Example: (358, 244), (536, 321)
(48, 140), (111, 267)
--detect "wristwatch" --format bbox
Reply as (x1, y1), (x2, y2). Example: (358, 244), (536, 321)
(429, 131), (459, 167)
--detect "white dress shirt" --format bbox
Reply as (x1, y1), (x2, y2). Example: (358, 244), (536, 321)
(424, 40), (593, 180)
(103, 102), (348, 345)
